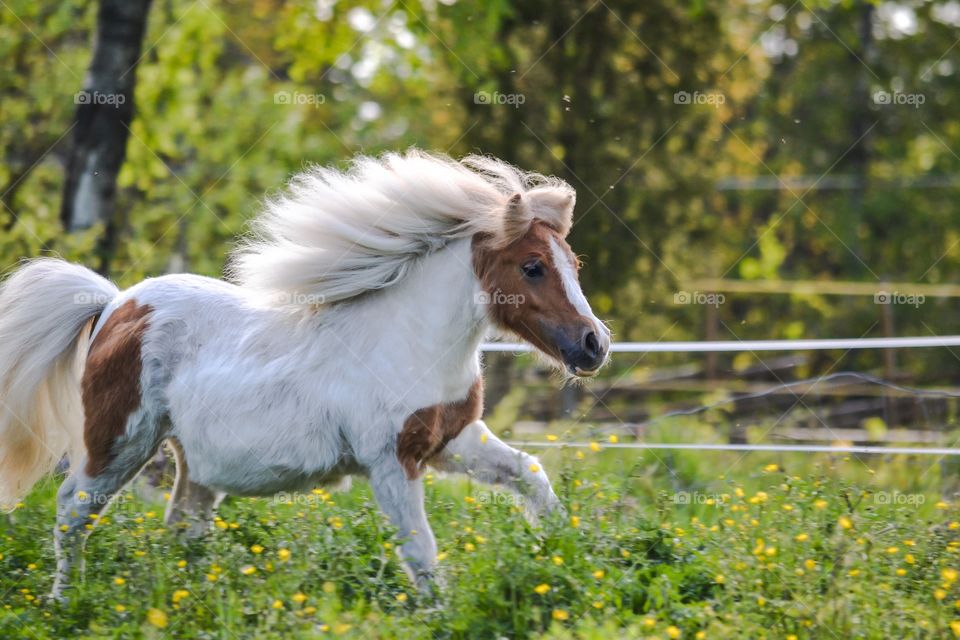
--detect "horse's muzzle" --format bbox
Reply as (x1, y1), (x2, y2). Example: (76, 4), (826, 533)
(557, 325), (608, 377)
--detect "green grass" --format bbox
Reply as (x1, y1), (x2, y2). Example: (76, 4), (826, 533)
(3, 427), (960, 639)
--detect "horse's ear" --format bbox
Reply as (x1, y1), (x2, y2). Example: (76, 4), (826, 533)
(526, 189), (575, 237)
(501, 193), (533, 244)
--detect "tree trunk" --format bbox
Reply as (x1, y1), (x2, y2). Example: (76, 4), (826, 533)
(60, 0), (153, 272)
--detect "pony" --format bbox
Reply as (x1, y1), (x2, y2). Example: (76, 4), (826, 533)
(0, 150), (610, 599)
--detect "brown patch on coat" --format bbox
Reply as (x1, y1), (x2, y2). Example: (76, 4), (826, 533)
(472, 220), (591, 363)
(82, 299), (153, 476)
(397, 378), (483, 479)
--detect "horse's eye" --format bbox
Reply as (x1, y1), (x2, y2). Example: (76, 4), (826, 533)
(520, 260), (545, 279)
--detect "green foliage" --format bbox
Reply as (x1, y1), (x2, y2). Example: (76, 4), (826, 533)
(4, 0), (960, 373)
(2, 442), (960, 638)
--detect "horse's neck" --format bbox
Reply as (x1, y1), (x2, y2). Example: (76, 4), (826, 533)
(319, 237), (488, 398)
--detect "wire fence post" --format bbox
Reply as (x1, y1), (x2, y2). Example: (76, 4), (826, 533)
(879, 290), (899, 427)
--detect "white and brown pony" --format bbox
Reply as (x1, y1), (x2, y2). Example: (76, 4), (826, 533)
(0, 151), (609, 598)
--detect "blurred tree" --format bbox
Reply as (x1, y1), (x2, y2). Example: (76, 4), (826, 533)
(60, 0), (153, 273)
(3, 0), (960, 384)
(420, 0), (733, 340)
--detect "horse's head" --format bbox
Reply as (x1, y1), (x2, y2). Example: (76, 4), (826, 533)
(473, 190), (610, 377)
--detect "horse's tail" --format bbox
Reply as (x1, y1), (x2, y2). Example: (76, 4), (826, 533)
(0, 259), (118, 506)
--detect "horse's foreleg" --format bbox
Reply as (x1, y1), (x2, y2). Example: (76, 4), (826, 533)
(369, 458), (437, 594)
(52, 407), (164, 601)
(429, 420), (562, 521)
(52, 445), (159, 599)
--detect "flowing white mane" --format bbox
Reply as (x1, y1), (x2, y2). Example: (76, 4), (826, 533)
(229, 150), (575, 307)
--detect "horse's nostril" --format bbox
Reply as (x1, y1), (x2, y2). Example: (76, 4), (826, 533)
(583, 330), (600, 358)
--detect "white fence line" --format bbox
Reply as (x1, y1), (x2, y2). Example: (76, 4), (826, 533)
(508, 441), (960, 456)
(482, 336), (960, 353)
(492, 338), (960, 457)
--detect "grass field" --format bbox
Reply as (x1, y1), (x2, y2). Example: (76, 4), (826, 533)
(2, 420), (960, 639)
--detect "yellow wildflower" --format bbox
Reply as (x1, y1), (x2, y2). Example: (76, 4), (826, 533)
(146, 608), (168, 629)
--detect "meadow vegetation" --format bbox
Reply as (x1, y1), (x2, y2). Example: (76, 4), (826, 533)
(2, 419), (959, 639)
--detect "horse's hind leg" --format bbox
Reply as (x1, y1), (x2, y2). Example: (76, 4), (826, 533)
(52, 410), (163, 601)
(164, 437), (222, 539)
